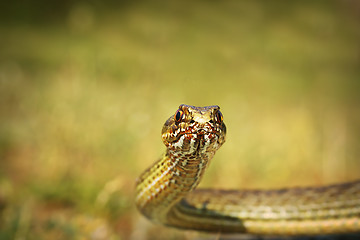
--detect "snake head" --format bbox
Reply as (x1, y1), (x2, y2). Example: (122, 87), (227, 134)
(161, 104), (226, 154)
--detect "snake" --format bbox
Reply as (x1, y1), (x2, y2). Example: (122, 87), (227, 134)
(135, 104), (360, 235)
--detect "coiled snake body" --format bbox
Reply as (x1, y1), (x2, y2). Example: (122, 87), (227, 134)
(135, 104), (360, 235)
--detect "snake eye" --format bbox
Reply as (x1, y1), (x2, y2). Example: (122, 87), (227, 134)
(175, 110), (184, 122)
(214, 110), (223, 124)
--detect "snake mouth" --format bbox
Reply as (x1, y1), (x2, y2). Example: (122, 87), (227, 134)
(171, 129), (220, 146)
(177, 129), (215, 140)
(163, 124), (224, 147)
(168, 129), (221, 153)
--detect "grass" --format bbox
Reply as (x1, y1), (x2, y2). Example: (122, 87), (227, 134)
(0, 1), (360, 239)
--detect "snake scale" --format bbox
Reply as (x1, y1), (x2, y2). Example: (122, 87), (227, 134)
(135, 104), (360, 235)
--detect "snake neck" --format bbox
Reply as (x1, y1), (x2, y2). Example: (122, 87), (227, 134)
(135, 146), (215, 224)
(166, 146), (215, 191)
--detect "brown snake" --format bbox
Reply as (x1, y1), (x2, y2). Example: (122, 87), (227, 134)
(135, 104), (360, 235)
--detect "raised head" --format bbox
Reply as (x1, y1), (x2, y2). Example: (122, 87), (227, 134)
(161, 104), (226, 155)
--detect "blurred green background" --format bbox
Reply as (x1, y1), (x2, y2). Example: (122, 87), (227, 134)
(0, 1), (360, 239)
